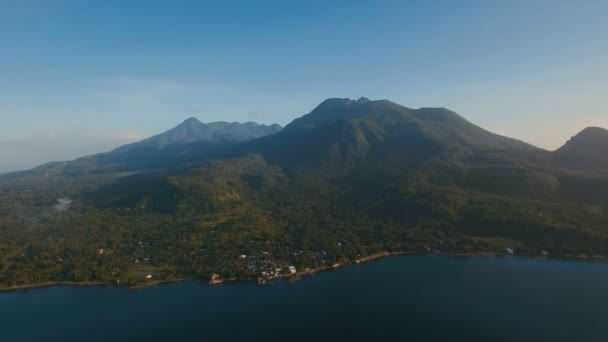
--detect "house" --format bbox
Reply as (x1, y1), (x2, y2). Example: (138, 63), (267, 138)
(97, 248), (104, 255)
(240, 254), (247, 259)
(506, 248), (514, 254)
(288, 266), (297, 275)
(209, 273), (223, 285)
(146, 274), (152, 279)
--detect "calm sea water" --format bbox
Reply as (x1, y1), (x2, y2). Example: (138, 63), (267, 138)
(2, 255), (608, 341)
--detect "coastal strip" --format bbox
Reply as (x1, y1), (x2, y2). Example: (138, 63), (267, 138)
(0, 281), (112, 293)
(1, 250), (562, 292)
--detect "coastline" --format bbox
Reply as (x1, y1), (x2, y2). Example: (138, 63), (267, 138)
(126, 278), (196, 290)
(0, 278), (201, 293)
(285, 251), (411, 283)
(0, 251), (408, 292)
(2, 251), (605, 293)
(0, 281), (112, 293)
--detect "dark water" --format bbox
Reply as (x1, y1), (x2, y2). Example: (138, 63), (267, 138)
(2, 256), (608, 341)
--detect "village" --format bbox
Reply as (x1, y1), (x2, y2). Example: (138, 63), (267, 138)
(207, 240), (335, 285)
(88, 234), (552, 288)
(203, 239), (404, 285)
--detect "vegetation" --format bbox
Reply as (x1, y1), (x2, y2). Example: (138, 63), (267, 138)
(1, 98), (607, 289)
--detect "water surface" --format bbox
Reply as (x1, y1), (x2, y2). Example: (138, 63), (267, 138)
(2, 256), (608, 341)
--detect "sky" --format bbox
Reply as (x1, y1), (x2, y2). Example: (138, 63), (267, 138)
(1, 0), (607, 173)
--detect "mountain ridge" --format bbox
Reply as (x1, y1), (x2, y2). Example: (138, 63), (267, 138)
(220, 98), (540, 170)
(0, 118), (283, 178)
(2, 99), (606, 178)
(114, 118), (282, 152)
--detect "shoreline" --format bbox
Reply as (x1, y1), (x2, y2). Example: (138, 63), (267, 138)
(0, 278), (200, 293)
(2, 251), (606, 293)
(285, 251), (411, 283)
(0, 281), (112, 293)
(0, 251), (407, 292)
(126, 278), (196, 290)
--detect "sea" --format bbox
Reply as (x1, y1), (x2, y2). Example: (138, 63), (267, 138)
(1, 255), (608, 341)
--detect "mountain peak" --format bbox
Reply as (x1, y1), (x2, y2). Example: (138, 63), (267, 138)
(317, 96), (372, 107)
(114, 119), (282, 153)
(318, 97), (355, 107)
(575, 126), (608, 137)
(554, 126), (608, 170)
(562, 126), (608, 148)
(179, 117), (202, 127)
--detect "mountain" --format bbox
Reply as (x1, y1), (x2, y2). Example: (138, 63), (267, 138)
(1, 97), (608, 289)
(114, 118), (282, 153)
(2, 118), (282, 178)
(553, 127), (608, 171)
(282, 97), (533, 151)
(223, 97), (537, 169)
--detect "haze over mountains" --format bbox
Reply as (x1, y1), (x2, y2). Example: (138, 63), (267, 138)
(114, 119), (282, 152)
(1, 97), (608, 287)
(1, 120), (283, 177)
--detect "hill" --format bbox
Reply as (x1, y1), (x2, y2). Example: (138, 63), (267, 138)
(553, 127), (608, 171)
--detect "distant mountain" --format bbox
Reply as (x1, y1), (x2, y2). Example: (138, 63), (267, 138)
(3, 118), (282, 177)
(114, 118), (282, 153)
(553, 127), (608, 170)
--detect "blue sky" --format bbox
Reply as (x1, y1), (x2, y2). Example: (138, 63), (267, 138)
(1, 0), (607, 172)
